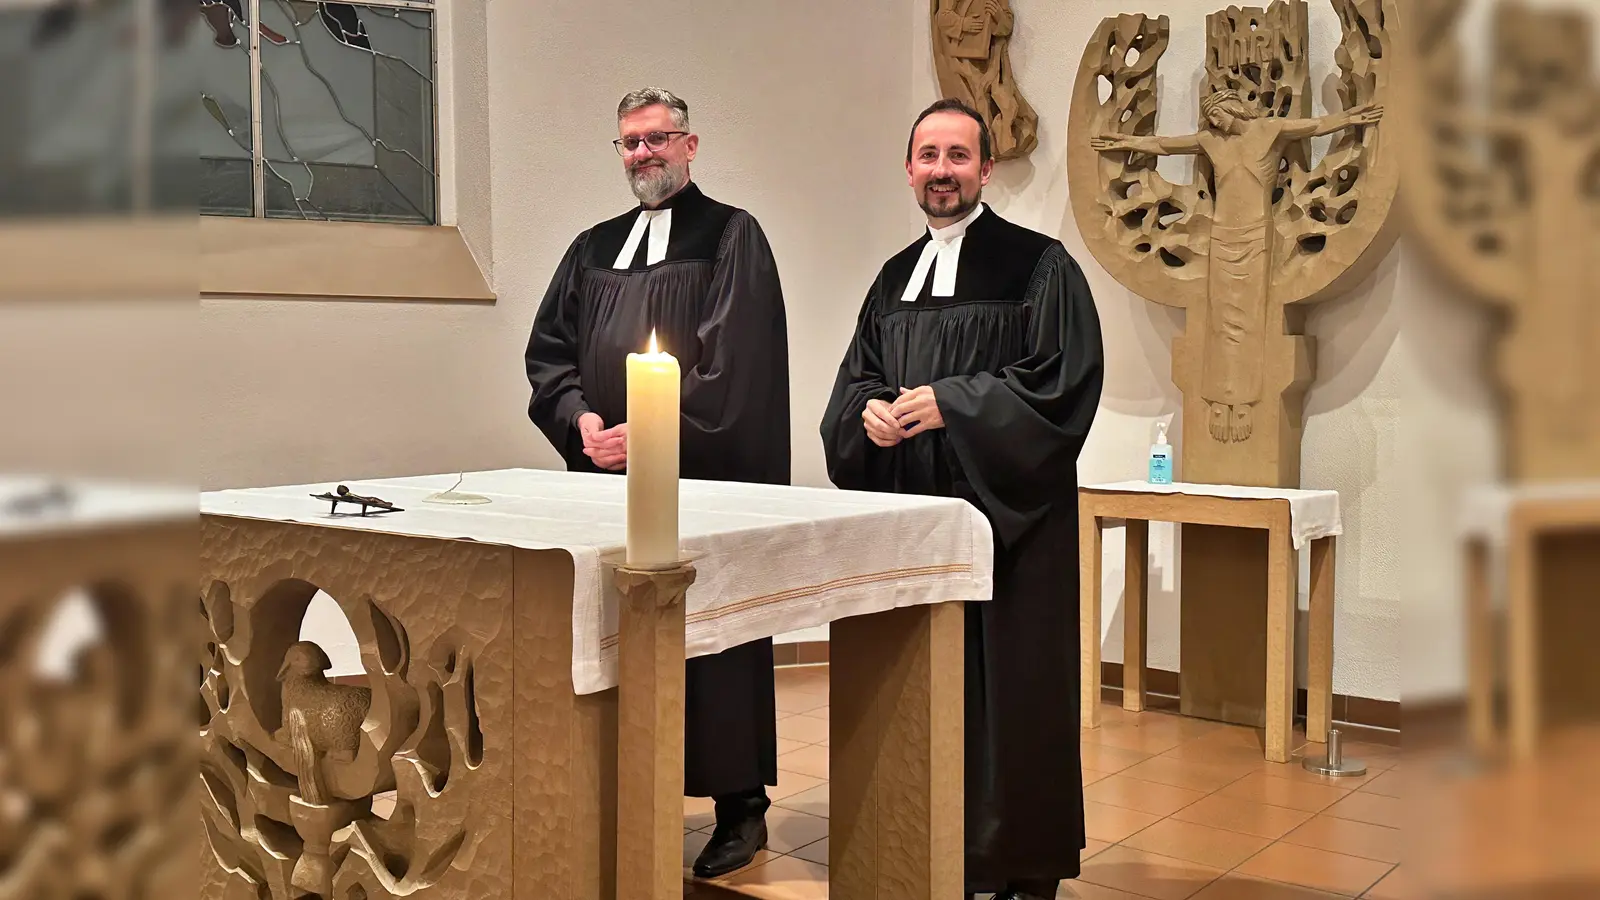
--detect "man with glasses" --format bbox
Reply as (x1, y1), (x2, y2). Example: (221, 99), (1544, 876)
(524, 87), (789, 879)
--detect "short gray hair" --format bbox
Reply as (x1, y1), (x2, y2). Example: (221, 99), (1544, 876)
(618, 87), (690, 129)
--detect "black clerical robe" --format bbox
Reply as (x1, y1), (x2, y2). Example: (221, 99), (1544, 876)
(820, 203), (1103, 889)
(525, 181), (788, 799)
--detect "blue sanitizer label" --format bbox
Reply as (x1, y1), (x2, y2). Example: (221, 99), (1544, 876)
(1148, 454), (1172, 484)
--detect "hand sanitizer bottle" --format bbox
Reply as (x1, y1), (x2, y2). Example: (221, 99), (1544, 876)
(1148, 421), (1173, 485)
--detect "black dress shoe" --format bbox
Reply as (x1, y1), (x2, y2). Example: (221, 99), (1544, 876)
(691, 790), (771, 879)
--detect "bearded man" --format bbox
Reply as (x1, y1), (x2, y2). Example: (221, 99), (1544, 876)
(821, 98), (1104, 900)
(524, 86), (790, 879)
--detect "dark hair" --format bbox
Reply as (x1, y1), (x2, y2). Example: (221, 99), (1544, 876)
(905, 98), (992, 164)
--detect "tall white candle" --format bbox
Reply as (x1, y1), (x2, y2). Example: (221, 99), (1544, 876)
(625, 330), (680, 567)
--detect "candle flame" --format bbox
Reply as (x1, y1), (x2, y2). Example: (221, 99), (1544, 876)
(648, 329), (658, 354)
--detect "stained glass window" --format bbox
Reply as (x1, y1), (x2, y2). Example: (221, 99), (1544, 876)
(199, 0), (437, 223)
(0, 1), (195, 217)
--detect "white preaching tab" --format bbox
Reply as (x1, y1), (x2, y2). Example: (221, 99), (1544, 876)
(613, 207), (672, 269)
(899, 202), (984, 303)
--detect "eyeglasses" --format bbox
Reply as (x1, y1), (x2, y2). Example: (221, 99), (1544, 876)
(613, 131), (688, 155)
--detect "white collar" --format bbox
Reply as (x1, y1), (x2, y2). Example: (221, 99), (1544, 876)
(900, 203), (985, 303)
(613, 206), (673, 269)
(926, 202), (985, 244)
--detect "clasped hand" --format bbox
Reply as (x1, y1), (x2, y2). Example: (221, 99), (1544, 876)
(862, 386), (944, 448)
(578, 412), (628, 470)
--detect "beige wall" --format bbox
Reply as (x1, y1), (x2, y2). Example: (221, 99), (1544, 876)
(0, 298), (195, 483)
(0, 1), (1477, 695)
(1399, 253), (1502, 704)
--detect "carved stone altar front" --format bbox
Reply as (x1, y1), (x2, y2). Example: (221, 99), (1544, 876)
(200, 522), (510, 900)
(198, 476), (973, 900)
(0, 516), (194, 900)
(1068, 0), (1401, 727)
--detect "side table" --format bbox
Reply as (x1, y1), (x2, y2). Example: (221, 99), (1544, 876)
(1079, 482), (1341, 763)
(1460, 483), (1600, 760)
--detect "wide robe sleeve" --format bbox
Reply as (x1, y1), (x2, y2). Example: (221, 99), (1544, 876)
(819, 275), (898, 492)
(931, 245), (1104, 548)
(524, 233), (593, 469)
(679, 210), (792, 484)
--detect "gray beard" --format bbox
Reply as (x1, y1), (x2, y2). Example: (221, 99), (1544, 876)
(628, 161), (684, 205)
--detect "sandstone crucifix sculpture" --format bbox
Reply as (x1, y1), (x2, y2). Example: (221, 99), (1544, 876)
(1068, 0), (1401, 729)
(1090, 92), (1382, 445)
(1407, 0), (1600, 480)
(1069, 0), (1400, 486)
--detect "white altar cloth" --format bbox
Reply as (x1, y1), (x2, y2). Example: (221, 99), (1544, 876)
(1081, 480), (1342, 549)
(1, 475), (195, 538)
(201, 468), (993, 694)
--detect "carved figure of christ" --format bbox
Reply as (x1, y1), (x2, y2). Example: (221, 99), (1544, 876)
(1092, 90), (1383, 442)
(1437, 102), (1598, 457)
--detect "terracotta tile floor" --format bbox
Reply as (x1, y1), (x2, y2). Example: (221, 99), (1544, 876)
(684, 664), (1406, 899)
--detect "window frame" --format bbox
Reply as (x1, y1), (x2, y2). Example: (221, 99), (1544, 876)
(199, 0), (492, 302)
(207, 0), (443, 225)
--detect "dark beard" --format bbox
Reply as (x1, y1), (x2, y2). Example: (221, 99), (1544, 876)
(918, 181), (979, 219)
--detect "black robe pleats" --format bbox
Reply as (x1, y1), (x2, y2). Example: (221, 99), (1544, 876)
(525, 181), (787, 798)
(820, 204), (1104, 889)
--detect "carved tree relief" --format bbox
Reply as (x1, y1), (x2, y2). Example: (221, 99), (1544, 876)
(931, 0), (1039, 160)
(200, 579), (489, 900)
(0, 581), (195, 900)
(1406, 0), (1600, 480)
(1070, 0), (1400, 486)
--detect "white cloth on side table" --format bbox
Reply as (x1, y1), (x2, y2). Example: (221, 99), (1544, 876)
(1457, 480), (1600, 546)
(1081, 480), (1342, 550)
(201, 468), (994, 695)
